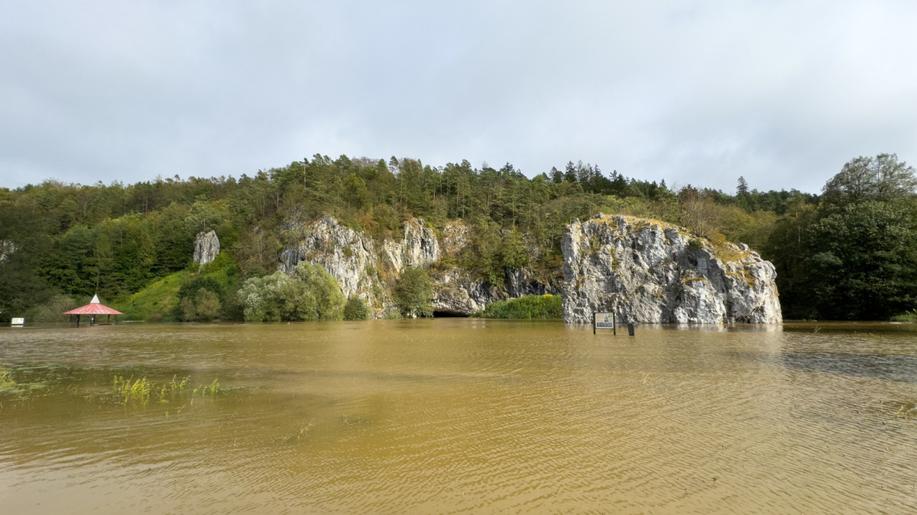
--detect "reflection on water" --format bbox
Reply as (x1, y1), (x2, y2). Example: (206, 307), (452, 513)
(0, 321), (915, 513)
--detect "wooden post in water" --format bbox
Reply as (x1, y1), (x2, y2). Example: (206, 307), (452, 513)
(613, 312), (616, 336)
(592, 312), (596, 335)
(627, 322), (635, 337)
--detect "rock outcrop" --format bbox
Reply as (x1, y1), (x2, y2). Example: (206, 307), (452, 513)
(563, 214), (781, 324)
(280, 216), (387, 311)
(0, 239), (15, 265)
(279, 216), (554, 317)
(430, 268), (501, 315)
(193, 230), (220, 266)
(381, 218), (441, 274)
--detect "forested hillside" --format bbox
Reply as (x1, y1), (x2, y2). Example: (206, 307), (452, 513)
(0, 154), (914, 321)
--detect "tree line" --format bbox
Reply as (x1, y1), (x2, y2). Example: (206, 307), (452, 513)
(0, 153), (913, 321)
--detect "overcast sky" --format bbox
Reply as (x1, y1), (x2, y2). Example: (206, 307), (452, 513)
(1, 1), (915, 192)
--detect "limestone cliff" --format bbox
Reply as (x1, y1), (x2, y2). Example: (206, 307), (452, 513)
(193, 230), (220, 266)
(0, 239), (15, 265)
(280, 216), (388, 312)
(563, 214), (781, 324)
(279, 216), (553, 317)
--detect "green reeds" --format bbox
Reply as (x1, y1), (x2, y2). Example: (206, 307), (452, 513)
(0, 367), (18, 393)
(193, 378), (222, 397)
(113, 375), (153, 405)
(113, 374), (221, 405)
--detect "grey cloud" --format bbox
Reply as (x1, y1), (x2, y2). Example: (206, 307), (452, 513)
(1, 0), (915, 192)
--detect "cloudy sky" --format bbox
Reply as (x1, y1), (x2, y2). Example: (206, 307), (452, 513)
(1, 1), (915, 192)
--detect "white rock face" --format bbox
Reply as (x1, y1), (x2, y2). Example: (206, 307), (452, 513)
(381, 218), (441, 274)
(562, 214), (782, 324)
(280, 216), (385, 309)
(0, 240), (15, 264)
(431, 268), (500, 314)
(402, 218), (440, 268)
(193, 230), (220, 266)
(280, 216), (554, 317)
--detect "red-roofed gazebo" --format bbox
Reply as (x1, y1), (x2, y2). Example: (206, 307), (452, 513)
(65, 294), (124, 326)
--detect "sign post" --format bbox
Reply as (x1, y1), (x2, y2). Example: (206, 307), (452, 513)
(594, 312), (616, 334)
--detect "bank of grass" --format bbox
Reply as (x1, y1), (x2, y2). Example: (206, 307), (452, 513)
(477, 294), (563, 320)
(113, 271), (187, 321)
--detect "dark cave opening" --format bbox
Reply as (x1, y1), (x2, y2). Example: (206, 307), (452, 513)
(432, 310), (469, 318)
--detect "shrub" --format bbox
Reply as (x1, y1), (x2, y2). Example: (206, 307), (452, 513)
(343, 296), (370, 320)
(179, 288), (222, 321)
(478, 294), (563, 320)
(394, 267), (433, 318)
(891, 309), (917, 323)
(237, 263), (345, 322)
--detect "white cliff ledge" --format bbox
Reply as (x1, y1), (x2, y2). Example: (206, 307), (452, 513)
(562, 214), (782, 324)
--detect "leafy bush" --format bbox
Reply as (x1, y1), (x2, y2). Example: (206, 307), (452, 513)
(174, 253), (242, 321)
(179, 288), (221, 321)
(478, 294), (563, 319)
(343, 296), (370, 320)
(394, 267), (433, 318)
(237, 262), (344, 322)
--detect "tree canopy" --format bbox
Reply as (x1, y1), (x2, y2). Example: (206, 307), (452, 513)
(0, 152), (913, 321)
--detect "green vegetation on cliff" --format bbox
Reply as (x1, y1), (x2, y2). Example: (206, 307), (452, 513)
(0, 153), (914, 321)
(478, 294), (563, 320)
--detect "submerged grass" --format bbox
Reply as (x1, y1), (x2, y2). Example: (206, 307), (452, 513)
(0, 367), (17, 392)
(113, 374), (222, 406)
(0, 366), (52, 398)
(193, 378), (222, 397)
(893, 401), (916, 420)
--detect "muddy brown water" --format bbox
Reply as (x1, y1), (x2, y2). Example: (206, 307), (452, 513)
(0, 321), (915, 513)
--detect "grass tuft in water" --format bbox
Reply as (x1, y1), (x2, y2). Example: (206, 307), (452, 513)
(113, 374), (222, 406)
(0, 367), (18, 392)
(157, 375), (190, 403)
(0, 366), (52, 398)
(113, 375), (153, 405)
(193, 378), (222, 397)
(894, 401), (916, 419)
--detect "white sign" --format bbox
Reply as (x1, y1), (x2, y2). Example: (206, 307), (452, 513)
(594, 312), (615, 329)
(10, 317), (24, 327)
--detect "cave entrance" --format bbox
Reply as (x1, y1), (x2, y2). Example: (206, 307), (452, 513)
(432, 310), (469, 318)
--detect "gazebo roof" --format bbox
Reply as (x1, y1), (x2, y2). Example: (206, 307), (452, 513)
(64, 294), (124, 316)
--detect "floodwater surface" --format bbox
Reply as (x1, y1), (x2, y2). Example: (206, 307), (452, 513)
(0, 321), (915, 513)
